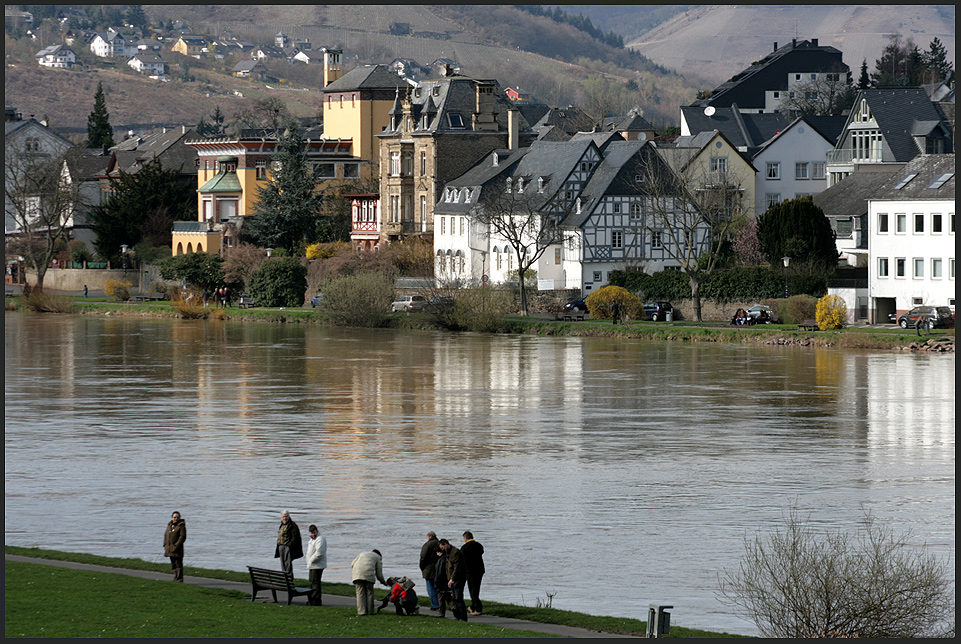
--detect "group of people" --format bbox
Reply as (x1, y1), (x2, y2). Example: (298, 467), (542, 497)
(730, 308), (770, 325)
(162, 511), (486, 620)
(418, 531), (486, 621)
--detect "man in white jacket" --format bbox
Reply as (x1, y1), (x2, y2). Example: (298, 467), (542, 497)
(305, 525), (327, 606)
(351, 549), (389, 615)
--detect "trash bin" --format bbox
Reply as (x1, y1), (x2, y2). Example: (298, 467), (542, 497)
(646, 604), (672, 638)
(665, 310), (673, 323)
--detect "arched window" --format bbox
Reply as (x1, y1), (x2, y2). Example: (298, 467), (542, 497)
(186, 242), (193, 253)
(176, 242), (184, 255)
(197, 243), (204, 253)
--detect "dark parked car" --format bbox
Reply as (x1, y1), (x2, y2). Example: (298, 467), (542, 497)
(564, 298), (588, 314)
(643, 301), (674, 321)
(894, 306), (955, 329)
(427, 296), (454, 311)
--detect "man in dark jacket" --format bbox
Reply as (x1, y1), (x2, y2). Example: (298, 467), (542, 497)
(461, 530), (486, 615)
(439, 538), (468, 621)
(274, 510), (303, 576)
(419, 531), (441, 610)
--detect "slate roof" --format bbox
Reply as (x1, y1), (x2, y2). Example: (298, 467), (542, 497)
(323, 65), (409, 92)
(108, 126), (198, 177)
(812, 169), (900, 218)
(695, 39), (848, 110)
(853, 88), (953, 162)
(681, 105), (787, 151)
(870, 154), (955, 201)
(562, 140), (656, 228)
(530, 106), (596, 139)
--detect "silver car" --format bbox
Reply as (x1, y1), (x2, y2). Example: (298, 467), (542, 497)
(391, 294), (427, 312)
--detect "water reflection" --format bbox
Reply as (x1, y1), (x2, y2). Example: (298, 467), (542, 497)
(4, 313), (954, 634)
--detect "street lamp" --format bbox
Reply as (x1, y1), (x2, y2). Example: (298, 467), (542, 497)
(265, 247), (273, 258)
(121, 244), (129, 277)
(782, 256), (791, 298)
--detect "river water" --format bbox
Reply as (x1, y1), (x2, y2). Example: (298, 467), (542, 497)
(4, 313), (955, 634)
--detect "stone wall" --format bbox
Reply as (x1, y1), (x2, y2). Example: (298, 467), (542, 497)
(27, 266), (163, 292)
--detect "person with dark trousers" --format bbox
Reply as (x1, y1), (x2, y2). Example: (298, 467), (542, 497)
(305, 524), (327, 606)
(434, 546), (453, 617)
(163, 510), (186, 582)
(460, 530), (486, 615)
(439, 538), (468, 621)
(419, 531), (441, 610)
(377, 576), (419, 615)
(274, 510), (303, 576)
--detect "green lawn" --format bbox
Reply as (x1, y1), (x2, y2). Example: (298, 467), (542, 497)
(3, 560), (551, 638)
(5, 547), (743, 638)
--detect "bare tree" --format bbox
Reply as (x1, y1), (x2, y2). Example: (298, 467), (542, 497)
(467, 186), (573, 316)
(5, 143), (86, 291)
(778, 68), (856, 117)
(642, 148), (748, 321)
(718, 508), (954, 638)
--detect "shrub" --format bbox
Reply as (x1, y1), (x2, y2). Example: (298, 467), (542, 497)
(816, 294), (848, 330)
(609, 268), (689, 301)
(22, 291), (75, 313)
(246, 257), (308, 307)
(306, 241), (351, 260)
(779, 294), (817, 324)
(585, 285), (642, 320)
(104, 279), (132, 301)
(322, 271), (394, 327)
(424, 287), (510, 332)
(718, 508), (954, 638)
(170, 290), (208, 319)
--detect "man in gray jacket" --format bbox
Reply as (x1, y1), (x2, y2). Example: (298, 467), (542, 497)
(351, 549), (389, 615)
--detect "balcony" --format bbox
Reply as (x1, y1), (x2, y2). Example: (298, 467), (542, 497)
(826, 149), (883, 164)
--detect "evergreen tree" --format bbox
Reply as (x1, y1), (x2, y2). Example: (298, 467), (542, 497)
(87, 82), (114, 148)
(196, 106), (227, 138)
(857, 59), (871, 89)
(125, 5), (147, 28)
(88, 160), (195, 260)
(756, 197), (837, 268)
(922, 37), (953, 83)
(249, 126), (325, 253)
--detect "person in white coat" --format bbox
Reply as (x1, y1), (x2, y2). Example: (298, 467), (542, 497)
(305, 524), (328, 606)
(350, 549), (389, 615)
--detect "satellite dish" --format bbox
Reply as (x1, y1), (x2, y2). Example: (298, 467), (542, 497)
(704, 106), (716, 117)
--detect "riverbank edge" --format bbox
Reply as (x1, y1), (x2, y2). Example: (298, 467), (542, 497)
(7, 297), (955, 353)
(3, 546), (743, 638)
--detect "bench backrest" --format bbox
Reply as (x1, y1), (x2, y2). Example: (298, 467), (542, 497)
(248, 566), (294, 589)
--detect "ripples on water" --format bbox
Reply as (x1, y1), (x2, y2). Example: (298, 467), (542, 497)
(4, 314), (955, 634)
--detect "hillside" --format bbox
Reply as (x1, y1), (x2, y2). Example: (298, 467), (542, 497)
(626, 4), (956, 87)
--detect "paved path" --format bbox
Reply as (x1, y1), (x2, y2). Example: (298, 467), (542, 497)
(6, 554), (639, 638)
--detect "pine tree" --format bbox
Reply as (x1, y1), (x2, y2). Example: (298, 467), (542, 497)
(756, 197), (837, 268)
(922, 37), (953, 83)
(249, 126), (325, 253)
(87, 82), (114, 148)
(857, 59), (870, 89)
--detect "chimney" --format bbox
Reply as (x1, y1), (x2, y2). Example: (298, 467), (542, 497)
(508, 108), (519, 150)
(323, 48), (342, 88)
(811, 38), (818, 47)
(472, 81), (497, 131)
(792, 38), (797, 49)
(773, 41), (778, 52)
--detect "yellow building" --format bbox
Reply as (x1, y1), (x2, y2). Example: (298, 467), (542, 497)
(320, 61), (409, 176)
(171, 138), (354, 256)
(170, 35), (207, 57)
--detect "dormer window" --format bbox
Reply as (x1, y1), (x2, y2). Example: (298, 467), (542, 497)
(492, 152), (499, 166)
(517, 178), (524, 193)
(576, 197), (582, 214)
(432, 86), (440, 97)
(505, 177), (512, 193)
(448, 113), (465, 128)
(464, 188), (472, 204)
(414, 88), (422, 98)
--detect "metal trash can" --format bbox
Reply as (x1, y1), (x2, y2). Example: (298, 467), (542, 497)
(647, 604), (672, 638)
(665, 310), (673, 323)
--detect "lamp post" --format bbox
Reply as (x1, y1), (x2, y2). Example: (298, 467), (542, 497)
(782, 256), (791, 298)
(265, 247), (273, 258)
(121, 244), (129, 277)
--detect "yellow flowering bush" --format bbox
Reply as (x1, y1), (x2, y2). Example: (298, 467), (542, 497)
(815, 294), (847, 330)
(306, 241), (351, 260)
(585, 285), (642, 320)
(104, 279), (132, 301)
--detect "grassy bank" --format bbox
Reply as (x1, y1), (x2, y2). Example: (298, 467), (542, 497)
(6, 295), (952, 352)
(4, 547), (741, 638)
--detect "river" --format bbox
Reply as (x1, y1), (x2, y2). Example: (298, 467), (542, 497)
(3, 312), (955, 634)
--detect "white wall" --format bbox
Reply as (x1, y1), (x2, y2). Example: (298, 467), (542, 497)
(869, 198), (955, 316)
(753, 122), (832, 217)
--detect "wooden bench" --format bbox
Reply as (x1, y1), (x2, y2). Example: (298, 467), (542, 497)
(247, 566), (311, 605)
(798, 319), (820, 331)
(238, 296), (257, 309)
(554, 310), (587, 321)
